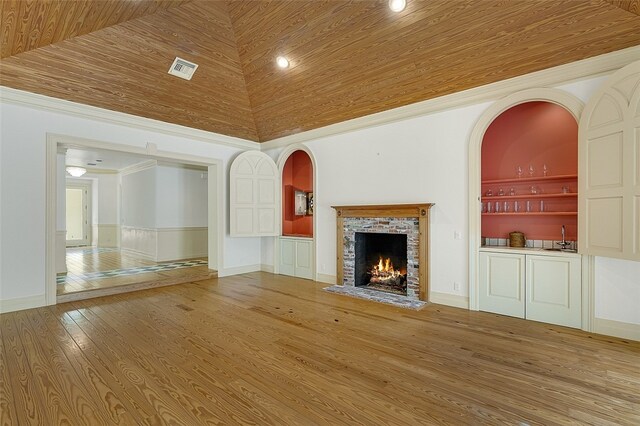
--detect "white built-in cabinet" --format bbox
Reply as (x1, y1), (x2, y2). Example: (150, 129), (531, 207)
(279, 237), (314, 280)
(479, 249), (581, 328)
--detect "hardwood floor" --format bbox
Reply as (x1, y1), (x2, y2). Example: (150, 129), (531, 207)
(58, 248), (211, 296)
(2, 272), (639, 425)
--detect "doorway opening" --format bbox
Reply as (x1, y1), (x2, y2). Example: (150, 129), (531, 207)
(47, 136), (223, 304)
(65, 181), (91, 247)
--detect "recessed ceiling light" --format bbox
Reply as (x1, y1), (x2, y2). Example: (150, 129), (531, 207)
(276, 56), (290, 69)
(389, 0), (406, 12)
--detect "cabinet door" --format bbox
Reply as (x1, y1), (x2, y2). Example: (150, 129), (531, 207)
(579, 59), (640, 260)
(526, 255), (581, 328)
(229, 151), (279, 237)
(479, 252), (525, 318)
(279, 239), (295, 277)
(294, 239), (313, 280)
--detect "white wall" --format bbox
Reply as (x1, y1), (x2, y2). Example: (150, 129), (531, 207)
(0, 100), (261, 305)
(155, 165), (208, 228)
(594, 257), (640, 325)
(97, 174), (119, 225)
(122, 167), (156, 228)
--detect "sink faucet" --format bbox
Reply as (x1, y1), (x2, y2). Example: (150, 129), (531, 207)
(556, 225), (571, 249)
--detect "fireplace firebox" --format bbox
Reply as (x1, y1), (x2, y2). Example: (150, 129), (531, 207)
(355, 232), (407, 295)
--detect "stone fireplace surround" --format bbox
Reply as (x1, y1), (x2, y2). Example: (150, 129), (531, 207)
(332, 204), (434, 302)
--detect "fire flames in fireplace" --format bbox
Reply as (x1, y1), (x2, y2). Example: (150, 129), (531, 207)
(368, 256), (407, 293)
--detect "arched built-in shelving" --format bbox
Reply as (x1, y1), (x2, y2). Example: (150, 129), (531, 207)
(481, 101), (578, 241)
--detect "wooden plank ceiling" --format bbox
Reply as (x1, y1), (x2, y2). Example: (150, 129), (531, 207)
(1, 0), (640, 142)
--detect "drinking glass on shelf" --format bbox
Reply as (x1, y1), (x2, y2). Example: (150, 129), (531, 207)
(485, 189), (493, 196)
(503, 201), (510, 212)
(529, 164), (535, 177)
(530, 185), (537, 195)
(481, 202), (486, 213)
(543, 164), (549, 177)
(540, 200), (545, 212)
(516, 165), (523, 178)
(495, 202), (501, 213)
(498, 187), (505, 196)
(514, 201), (521, 212)
(509, 187), (516, 196)
(487, 202), (493, 213)
(526, 200), (532, 213)
(562, 186), (570, 194)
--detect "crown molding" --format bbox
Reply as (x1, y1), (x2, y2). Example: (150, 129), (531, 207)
(119, 159), (157, 176)
(84, 168), (119, 175)
(260, 45), (640, 151)
(0, 86), (259, 150)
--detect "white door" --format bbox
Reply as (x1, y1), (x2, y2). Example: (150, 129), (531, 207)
(525, 255), (582, 328)
(579, 60), (640, 260)
(479, 252), (525, 318)
(279, 239), (296, 277)
(66, 184), (90, 246)
(229, 151), (279, 237)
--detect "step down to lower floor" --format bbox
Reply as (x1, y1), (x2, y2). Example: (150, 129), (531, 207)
(57, 271), (217, 303)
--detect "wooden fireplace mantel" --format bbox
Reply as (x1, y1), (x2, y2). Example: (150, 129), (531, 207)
(332, 203), (434, 218)
(332, 203), (434, 301)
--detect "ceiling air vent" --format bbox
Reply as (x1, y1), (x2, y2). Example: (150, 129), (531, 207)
(168, 57), (198, 81)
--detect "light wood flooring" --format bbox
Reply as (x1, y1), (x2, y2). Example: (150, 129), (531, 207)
(58, 248), (211, 296)
(2, 272), (639, 425)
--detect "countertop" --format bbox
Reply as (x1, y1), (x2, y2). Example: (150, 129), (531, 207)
(480, 246), (580, 257)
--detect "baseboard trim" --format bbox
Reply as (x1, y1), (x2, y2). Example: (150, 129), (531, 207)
(593, 318), (640, 342)
(430, 291), (469, 309)
(261, 264), (275, 273)
(218, 264), (262, 277)
(316, 273), (337, 285)
(0, 294), (47, 314)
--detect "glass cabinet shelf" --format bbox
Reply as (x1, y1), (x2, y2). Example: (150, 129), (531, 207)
(482, 193), (577, 201)
(481, 174), (577, 185)
(482, 212), (577, 216)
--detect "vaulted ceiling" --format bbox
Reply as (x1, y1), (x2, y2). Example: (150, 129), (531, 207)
(1, 0), (640, 142)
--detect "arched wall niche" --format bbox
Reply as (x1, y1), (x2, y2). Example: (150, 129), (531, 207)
(281, 149), (313, 237)
(481, 101), (578, 240)
(467, 88), (585, 311)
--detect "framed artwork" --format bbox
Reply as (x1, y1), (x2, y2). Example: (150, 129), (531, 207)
(294, 190), (307, 216)
(307, 192), (314, 215)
